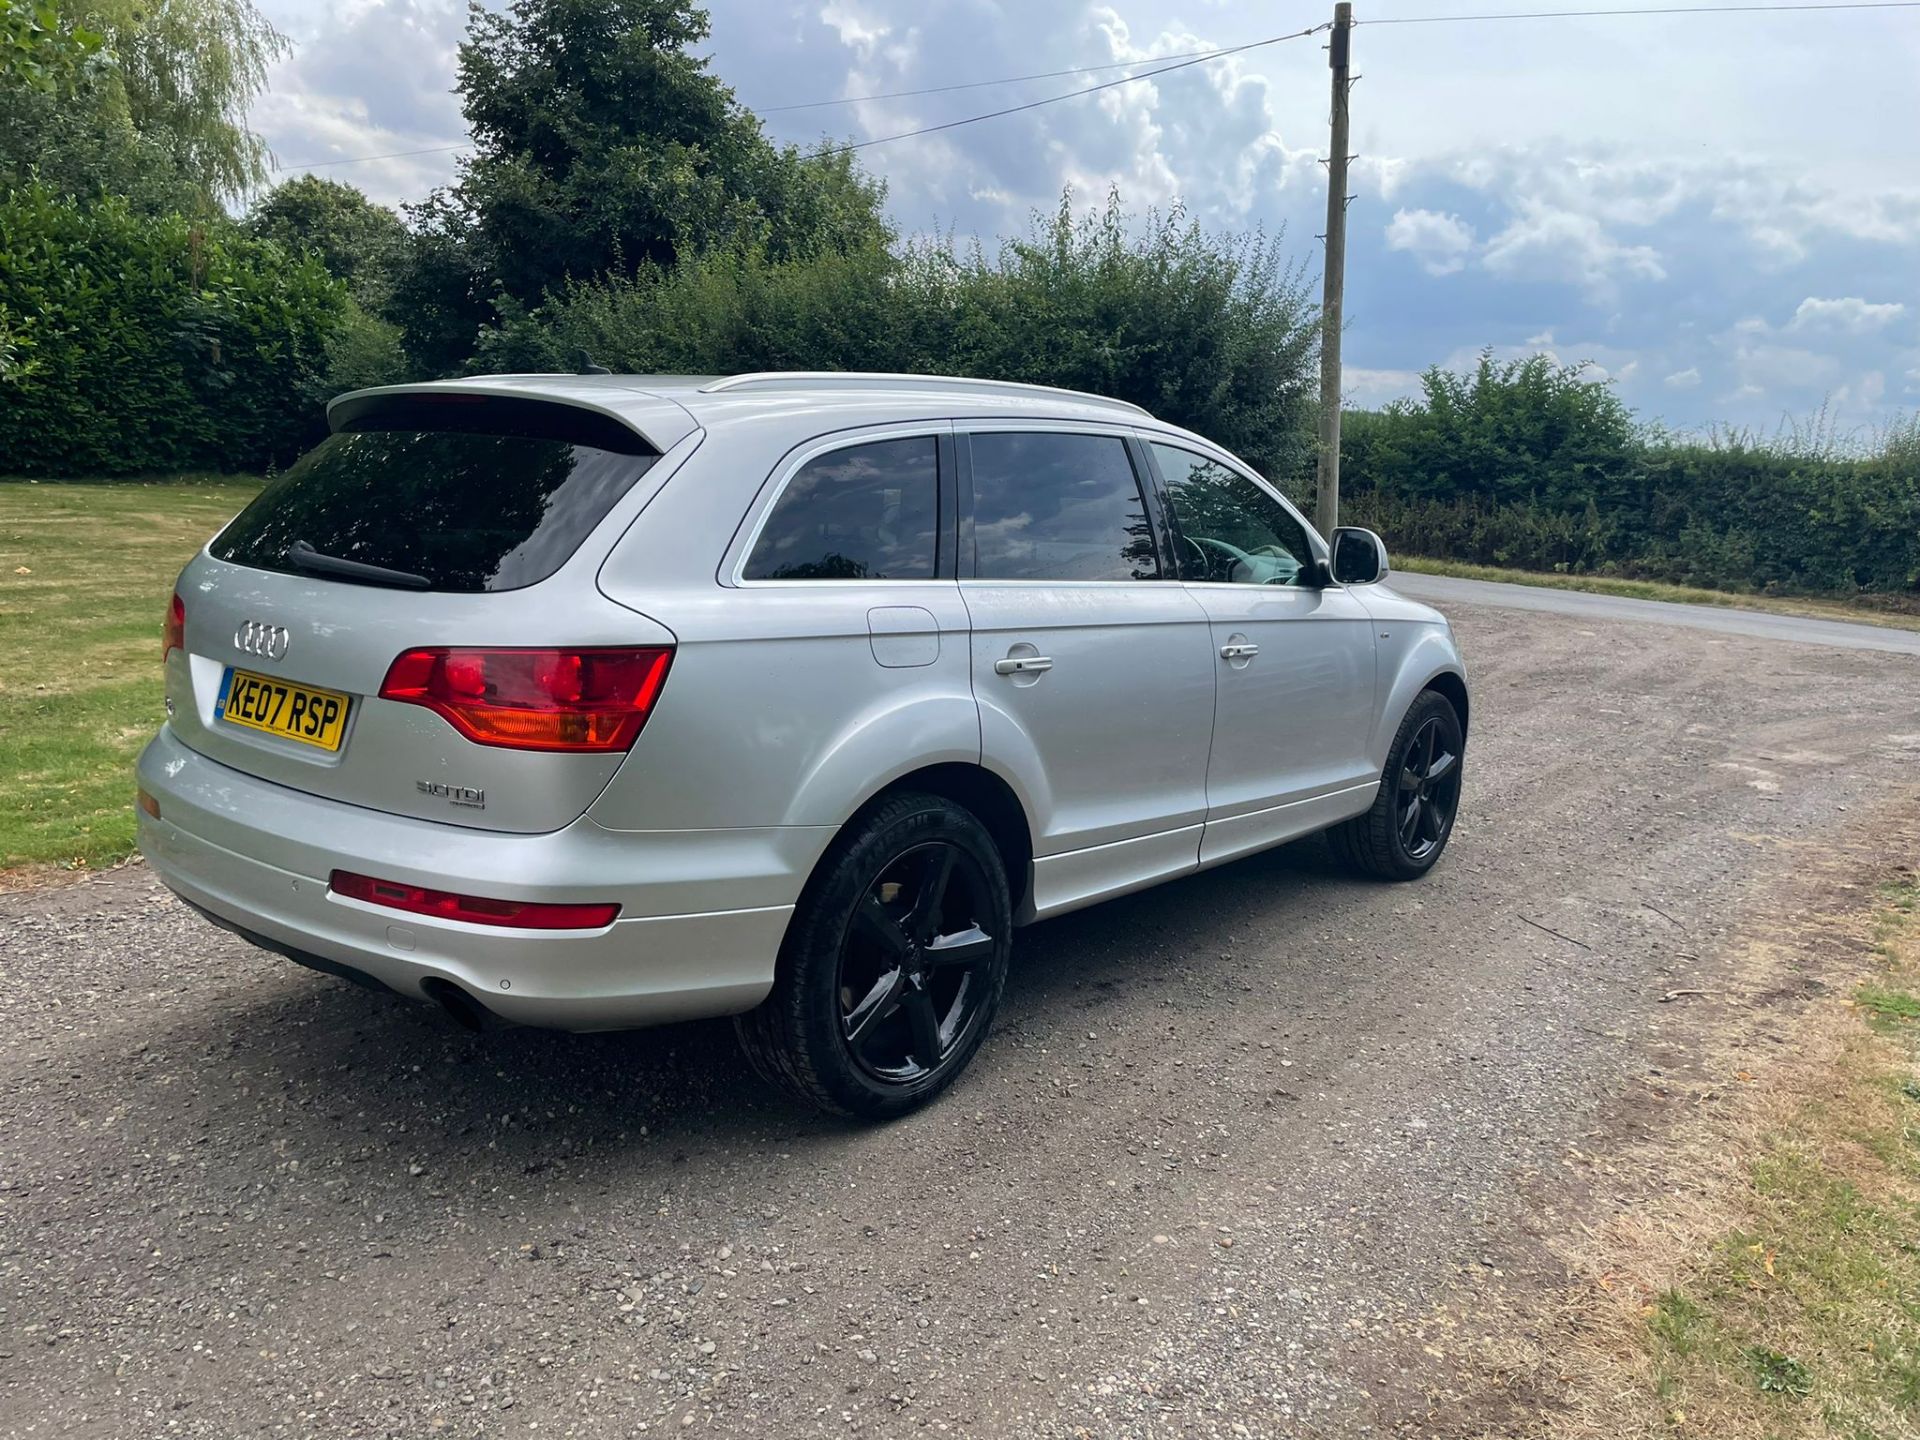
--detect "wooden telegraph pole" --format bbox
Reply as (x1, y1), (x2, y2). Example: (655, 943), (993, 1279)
(1316, 2), (1354, 537)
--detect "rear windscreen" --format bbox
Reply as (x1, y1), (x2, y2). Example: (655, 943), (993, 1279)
(212, 398), (658, 593)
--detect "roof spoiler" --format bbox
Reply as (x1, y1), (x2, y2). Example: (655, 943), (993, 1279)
(326, 390), (658, 456)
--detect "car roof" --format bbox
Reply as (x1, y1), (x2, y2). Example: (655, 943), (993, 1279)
(328, 371), (1188, 455)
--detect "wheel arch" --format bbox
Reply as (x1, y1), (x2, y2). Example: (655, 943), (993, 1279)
(1424, 668), (1470, 737)
(1370, 623), (1471, 776)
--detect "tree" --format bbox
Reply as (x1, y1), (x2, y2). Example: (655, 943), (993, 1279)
(78, 0), (286, 201)
(0, 0), (283, 211)
(0, 84), (205, 214)
(1346, 351), (1640, 512)
(248, 175), (408, 308)
(0, 0), (100, 90)
(389, 0), (890, 371)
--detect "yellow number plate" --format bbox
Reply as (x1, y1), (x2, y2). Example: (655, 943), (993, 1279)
(218, 667), (351, 751)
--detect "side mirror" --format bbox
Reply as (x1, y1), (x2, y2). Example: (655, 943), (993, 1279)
(1330, 527), (1390, 586)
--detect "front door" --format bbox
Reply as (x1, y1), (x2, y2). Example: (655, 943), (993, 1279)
(1145, 441), (1379, 867)
(959, 427), (1216, 916)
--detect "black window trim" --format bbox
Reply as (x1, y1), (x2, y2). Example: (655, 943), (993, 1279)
(1133, 433), (1333, 588)
(728, 423), (957, 587)
(954, 421), (1174, 584)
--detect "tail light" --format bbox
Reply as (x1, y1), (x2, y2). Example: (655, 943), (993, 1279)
(330, 870), (619, 930)
(378, 646), (673, 753)
(163, 593), (185, 659)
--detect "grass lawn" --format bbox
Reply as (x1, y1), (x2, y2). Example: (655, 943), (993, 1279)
(1394, 556), (1920, 634)
(1628, 879), (1920, 1436)
(0, 478), (261, 877)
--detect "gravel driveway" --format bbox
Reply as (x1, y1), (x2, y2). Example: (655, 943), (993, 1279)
(3, 599), (1917, 1438)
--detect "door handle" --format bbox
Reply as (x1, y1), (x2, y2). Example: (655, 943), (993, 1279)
(1219, 642), (1259, 660)
(993, 655), (1054, 676)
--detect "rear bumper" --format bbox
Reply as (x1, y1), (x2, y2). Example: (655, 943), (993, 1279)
(135, 727), (821, 1030)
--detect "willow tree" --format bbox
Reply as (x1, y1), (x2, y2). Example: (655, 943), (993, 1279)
(0, 0), (285, 209)
(86, 0), (286, 199)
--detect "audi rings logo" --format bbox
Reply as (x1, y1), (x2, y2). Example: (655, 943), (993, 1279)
(234, 619), (292, 661)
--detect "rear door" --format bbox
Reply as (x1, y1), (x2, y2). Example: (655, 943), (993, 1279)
(958, 426), (1215, 913)
(165, 393), (680, 834)
(589, 425), (977, 833)
(1143, 441), (1378, 865)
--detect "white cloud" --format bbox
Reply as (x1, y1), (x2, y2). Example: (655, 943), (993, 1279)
(1834, 370), (1887, 409)
(1664, 367), (1702, 389)
(1480, 201), (1666, 292)
(1356, 155), (1411, 202)
(1344, 367), (1423, 407)
(253, 0), (468, 206)
(1431, 146), (1920, 276)
(1726, 339), (1841, 395)
(1383, 208), (1475, 276)
(1787, 297), (1908, 335)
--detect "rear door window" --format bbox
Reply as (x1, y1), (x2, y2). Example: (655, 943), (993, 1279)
(211, 396), (658, 593)
(743, 436), (940, 581)
(967, 431), (1160, 581)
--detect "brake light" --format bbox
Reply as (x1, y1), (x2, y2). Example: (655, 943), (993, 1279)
(378, 646), (673, 753)
(330, 870), (619, 929)
(163, 593), (185, 660)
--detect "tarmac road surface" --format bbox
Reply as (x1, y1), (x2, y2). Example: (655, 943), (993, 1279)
(1390, 569), (1920, 656)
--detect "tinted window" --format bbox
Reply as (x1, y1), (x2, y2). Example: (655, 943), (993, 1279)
(213, 410), (656, 593)
(969, 432), (1159, 582)
(743, 437), (939, 581)
(1152, 443), (1316, 587)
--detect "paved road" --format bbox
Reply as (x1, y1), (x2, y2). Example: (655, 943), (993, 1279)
(1391, 569), (1920, 656)
(4, 601), (1919, 1438)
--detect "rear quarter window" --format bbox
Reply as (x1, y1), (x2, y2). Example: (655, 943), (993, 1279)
(742, 436), (940, 581)
(212, 397), (657, 593)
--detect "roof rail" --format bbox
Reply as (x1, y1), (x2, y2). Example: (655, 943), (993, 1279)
(699, 371), (1152, 417)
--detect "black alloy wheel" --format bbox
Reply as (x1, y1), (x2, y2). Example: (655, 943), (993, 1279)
(838, 843), (997, 1082)
(1327, 688), (1466, 880)
(736, 792), (1013, 1118)
(1395, 714), (1461, 862)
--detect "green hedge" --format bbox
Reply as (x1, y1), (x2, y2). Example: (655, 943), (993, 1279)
(1342, 357), (1920, 596)
(1344, 451), (1920, 595)
(0, 184), (345, 476)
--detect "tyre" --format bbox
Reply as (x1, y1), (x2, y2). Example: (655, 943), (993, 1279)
(736, 792), (1013, 1119)
(1328, 689), (1464, 881)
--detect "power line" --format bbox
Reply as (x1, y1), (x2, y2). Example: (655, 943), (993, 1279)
(759, 45), (1235, 113)
(276, 142), (467, 172)
(832, 22), (1330, 153)
(1364, 1), (1920, 24)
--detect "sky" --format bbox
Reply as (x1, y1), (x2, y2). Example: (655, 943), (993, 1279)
(247, 0), (1920, 434)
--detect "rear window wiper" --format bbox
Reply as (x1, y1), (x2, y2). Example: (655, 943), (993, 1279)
(285, 539), (432, 591)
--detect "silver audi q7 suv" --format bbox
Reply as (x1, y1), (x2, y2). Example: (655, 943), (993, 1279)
(137, 372), (1469, 1117)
